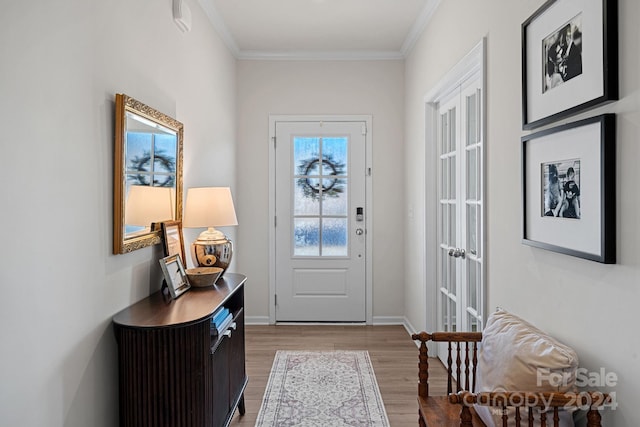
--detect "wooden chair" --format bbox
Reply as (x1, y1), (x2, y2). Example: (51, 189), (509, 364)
(449, 391), (610, 427)
(412, 331), (610, 427)
(412, 331), (485, 426)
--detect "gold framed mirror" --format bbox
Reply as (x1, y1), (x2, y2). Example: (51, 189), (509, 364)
(113, 94), (184, 254)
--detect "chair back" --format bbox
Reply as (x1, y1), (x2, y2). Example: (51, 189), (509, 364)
(412, 332), (483, 397)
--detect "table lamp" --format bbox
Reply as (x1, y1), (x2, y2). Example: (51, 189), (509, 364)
(125, 185), (175, 235)
(183, 187), (238, 276)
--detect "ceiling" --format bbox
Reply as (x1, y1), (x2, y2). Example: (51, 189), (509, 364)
(196, 0), (441, 60)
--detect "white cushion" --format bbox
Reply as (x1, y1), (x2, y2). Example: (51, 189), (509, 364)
(474, 309), (579, 427)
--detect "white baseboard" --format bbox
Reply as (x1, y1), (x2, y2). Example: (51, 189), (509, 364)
(402, 317), (422, 348)
(403, 317), (419, 335)
(245, 315), (270, 325)
(371, 315), (405, 325)
(245, 314), (420, 346)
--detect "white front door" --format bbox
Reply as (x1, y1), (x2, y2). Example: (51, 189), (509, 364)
(274, 120), (367, 322)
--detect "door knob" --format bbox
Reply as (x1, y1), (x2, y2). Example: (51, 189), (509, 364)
(447, 248), (466, 259)
(356, 228), (364, 236)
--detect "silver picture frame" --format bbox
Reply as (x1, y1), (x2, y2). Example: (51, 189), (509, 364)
(159, 254), (191, 299)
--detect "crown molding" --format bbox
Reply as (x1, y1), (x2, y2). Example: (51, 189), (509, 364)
(236, 49), (405, 61)
(197, 0), (240, 56)
(401, 0), (442, 56)
(198, 0), (441, 61)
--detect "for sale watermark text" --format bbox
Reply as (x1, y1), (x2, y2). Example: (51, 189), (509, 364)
(537, 367), (618, 388)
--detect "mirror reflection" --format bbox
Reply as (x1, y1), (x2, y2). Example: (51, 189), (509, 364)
(113, 94), (183, 254)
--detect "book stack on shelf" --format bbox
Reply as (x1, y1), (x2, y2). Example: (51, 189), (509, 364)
(210, 306), (233, 338)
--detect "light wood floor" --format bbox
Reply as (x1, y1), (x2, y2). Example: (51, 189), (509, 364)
(229, 324), (448, 427)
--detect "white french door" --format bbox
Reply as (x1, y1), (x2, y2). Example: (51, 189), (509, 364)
(273, 120), (368, 322)
(437, 76), (485, 342)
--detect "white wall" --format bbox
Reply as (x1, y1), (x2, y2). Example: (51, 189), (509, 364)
(236, 60), (405, 322)
(404, 0), (640, 425)
(0, 1), (236, 426)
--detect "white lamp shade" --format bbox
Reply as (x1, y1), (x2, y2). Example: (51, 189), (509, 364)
(125, 185), (175, 226)
(183, 187), (238, 228)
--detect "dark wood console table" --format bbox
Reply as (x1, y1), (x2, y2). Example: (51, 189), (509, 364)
(113, 273), (247, 427)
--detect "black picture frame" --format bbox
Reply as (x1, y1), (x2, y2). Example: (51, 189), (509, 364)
(521, 114), (615, 263)
(521, 0), (618, 130)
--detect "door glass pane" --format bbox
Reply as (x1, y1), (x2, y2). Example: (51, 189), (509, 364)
(476, 206), (482, 258)
(467, 148), (477, 201)
(440, 247), (448, 289)
(449, 156), (456, 199)
(466, 93), (477, 146)
(294, 137), (320, 169)
(467, 204), (477, 256)
(292, 136), (348, 257)
(467, 259), (477, 310)
(294, 136), (322, 216)
(322, 218), (348, 256)
(294, 218), (319, 256)
(321, 137), (348, 174)
(449, 298), (457, 332)
(440, 158), (449, 199)
(449, 203), (456, 245)
(440, 113), (448, 154)
(321, 179), (347, 215)
(467, 313), (479, 332)
(449, 255), (456, 295)
(441, 158), (448, 199)
(442, 293), (450, 332)
(442, 204), (448, 246)
(449, 108), (457, 152)
(294, 182), (320, 215)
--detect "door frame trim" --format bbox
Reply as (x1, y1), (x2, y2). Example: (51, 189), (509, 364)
(268, 114), (374, 325)
(423, 38), (486, 336)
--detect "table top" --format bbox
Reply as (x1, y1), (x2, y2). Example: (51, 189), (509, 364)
(112, 273), (246, 328)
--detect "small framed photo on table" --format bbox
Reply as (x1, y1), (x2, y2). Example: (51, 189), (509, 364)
(521, 114), (615, 263)
(521, 0), (618, 129)
(159, 254), (191, 299)
(160, 220), (186, 265)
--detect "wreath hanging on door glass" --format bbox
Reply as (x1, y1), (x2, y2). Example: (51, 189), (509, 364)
(297, 154), (345, 200)
(127, 149), (176, 187)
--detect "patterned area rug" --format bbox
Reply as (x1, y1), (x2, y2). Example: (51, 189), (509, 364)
(255, 350), (390, 427)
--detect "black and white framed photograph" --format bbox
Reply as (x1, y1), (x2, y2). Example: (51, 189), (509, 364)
(159, 254), (191, 299)
(522, 114), (615, 263)
(541, 159), (581, 219)
(522, 0), (618, 129)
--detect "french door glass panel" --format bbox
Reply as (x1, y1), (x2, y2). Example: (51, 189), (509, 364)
(437, 79), (484, 337)
(439, 98), (459, 334)
(463, 85), (483, 332)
